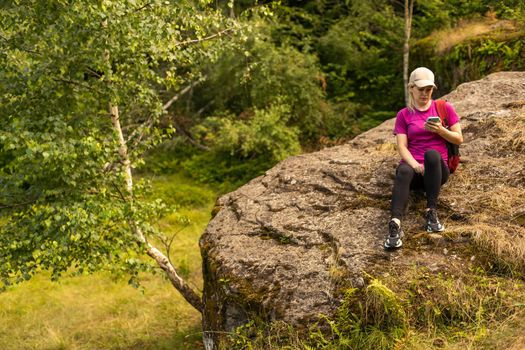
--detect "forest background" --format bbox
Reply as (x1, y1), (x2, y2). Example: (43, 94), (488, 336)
(149, 0), (525, 192)
(1, 0), (525, 349)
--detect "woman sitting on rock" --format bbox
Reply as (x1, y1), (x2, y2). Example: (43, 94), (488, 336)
(384, 67), (463, 249)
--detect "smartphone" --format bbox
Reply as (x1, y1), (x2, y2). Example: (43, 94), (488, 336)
(426, 116), (440, 124)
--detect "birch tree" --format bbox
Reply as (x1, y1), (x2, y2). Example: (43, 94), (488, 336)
(0, 0), (241, 312)
(403, 0), (415, 105)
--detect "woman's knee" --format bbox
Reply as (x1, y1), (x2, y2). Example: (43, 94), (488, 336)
(396, 163), (414, 180)
(424, 149), (441, 165)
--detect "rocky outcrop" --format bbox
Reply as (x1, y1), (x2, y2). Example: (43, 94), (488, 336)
(200, 72), (525, 350)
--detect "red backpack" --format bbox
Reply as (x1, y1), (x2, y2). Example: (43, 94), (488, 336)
(436, 100), (460, 173)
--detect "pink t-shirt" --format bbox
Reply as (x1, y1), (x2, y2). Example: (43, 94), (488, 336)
(393, 100), (460, 165)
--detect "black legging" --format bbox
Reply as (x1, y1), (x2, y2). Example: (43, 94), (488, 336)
(390, 149), (449, 219)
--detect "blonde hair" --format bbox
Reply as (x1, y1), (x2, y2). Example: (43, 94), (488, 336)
(407, 83), (416, 112)
(406, 83), (434, 112)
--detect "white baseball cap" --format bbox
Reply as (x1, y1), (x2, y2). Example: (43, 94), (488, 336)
(409, 67), (437, 88)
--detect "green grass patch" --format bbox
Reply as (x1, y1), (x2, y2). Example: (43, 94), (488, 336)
(0, 172), (217, 350)
(148, 173), (218, 209)
(0, 272), (203, 350)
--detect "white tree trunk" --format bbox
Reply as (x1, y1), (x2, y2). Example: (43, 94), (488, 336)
(109, 103), (203, 312)
(404, 0), (415, 106)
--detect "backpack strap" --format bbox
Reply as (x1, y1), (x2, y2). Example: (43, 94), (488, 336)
(436, 99), (449, 127)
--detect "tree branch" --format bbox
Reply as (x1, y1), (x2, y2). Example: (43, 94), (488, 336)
(85, 67), (103, 78)
(170, 116), (210, 151)
(146, 244), (203, 311)
(124, 116), (155, 146)
(53, 78), (101, 93)
(160, 226), (187, 267)
(162, 79), (203, 111)
(176, 27), (235, 47)
(0, 200), (37, 210)
(123, 79), (205, 147)
(123, 78), (207, 150)
(196, 99), (214, 116)
(111, 181), (128, 202)
(132, 1), (153, 13)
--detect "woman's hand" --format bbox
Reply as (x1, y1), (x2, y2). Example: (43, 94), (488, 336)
(425, 121), (464, 145)
(424, 121), (443, 134)
(412, 163), (424, 175)
(396, 134), (425, 174)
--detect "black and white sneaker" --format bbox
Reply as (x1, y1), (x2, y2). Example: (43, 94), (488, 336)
(384, 220), (404, 249)
(426, 209), (445, 232)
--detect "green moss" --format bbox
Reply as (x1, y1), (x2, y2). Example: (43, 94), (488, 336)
(226, 267), (525, 350)
(225, 275), (277, 308)
(364, 279), (408, 330)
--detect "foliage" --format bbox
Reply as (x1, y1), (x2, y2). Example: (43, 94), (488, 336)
(228, 319), (304, 350)
(177, 103), (300, 191)
(181, 151), (272, 193)
(227, 271), (525, 350)
(140, 138), (198, 175)
(193, 103), (300, 162)
(317, 1), (404, 110)
(142, 139), (271, 193)
(150, 0), (525, 189)
(413, 27), (525, 93)
(306, 282), (408, 350)
(177, 17), (329, 144)
(442, 0), (525, 20)
(0, 0), (234, 289)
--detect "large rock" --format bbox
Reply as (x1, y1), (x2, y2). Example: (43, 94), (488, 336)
(200, 72), (525, 350)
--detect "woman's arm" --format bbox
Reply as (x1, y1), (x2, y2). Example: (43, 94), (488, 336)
(425, 122), (463, 145)
(396, 134), (424, 174)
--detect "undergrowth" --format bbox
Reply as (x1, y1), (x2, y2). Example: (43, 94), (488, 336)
(228, 269), (525, 350)
(143, 138), (278, 194)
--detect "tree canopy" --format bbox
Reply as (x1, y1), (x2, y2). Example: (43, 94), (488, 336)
(0, 0), (243, 309)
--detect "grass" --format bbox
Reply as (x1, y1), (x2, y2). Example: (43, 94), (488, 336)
(0, 272), (203, 350)
(228, 274), (525, 350)
(429, 18), (517, 53)
(0, 172), (218, 350)
(442, 114), (525, 277)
